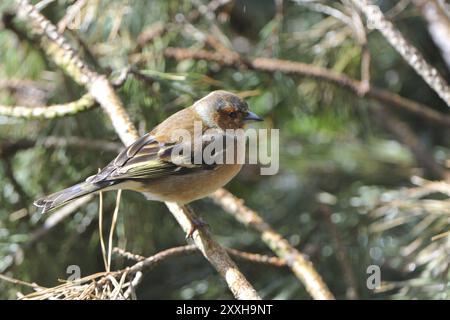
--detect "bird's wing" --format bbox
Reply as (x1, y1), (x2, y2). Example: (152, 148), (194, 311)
(87, 133), (214, 183)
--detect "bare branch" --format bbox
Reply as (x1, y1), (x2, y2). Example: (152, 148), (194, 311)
(350, 0), (450, 106)
(0, 93), (96, 119)
(413, 0), (450, 70)
(293, 0), (355, 27)
(57, 0), (88, 33)
(114, 245), (287, 267)
(0, 273), (43, 290)
(113, 244), (285, 298)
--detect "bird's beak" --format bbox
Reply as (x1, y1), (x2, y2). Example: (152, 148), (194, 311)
(244, 111), (263, 122)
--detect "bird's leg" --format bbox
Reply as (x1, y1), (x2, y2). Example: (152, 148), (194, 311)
(184, 205), (209, 240)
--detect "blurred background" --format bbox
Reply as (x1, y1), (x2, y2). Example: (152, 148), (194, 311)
(0, 0), (449, 299)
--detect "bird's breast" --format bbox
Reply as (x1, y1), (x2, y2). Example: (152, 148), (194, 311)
(136, 164), (243, 204)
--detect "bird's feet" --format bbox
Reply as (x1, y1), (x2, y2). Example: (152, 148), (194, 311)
(186, 217), (209, 240)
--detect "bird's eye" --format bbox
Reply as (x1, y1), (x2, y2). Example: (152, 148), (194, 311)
(229, 111), (238, 119)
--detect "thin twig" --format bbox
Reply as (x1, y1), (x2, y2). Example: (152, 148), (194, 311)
(98, 191), (108, 271)
(57, 0), (88, 33)
(113, 244), (286, 296)
(410, 178), (450, 198)
(226, 248), (287, 267)
(350, 0), (450, 106)
(413, 0), (450, 69)
(113, 248), (146, 261)
(0, 273), (44, 290)
(0, 93), (96, 119)
(107, 190), (122, 272)
(113, 246), (287, 267)
(293, 0), (354, 26)
(123, 271), (142, 299)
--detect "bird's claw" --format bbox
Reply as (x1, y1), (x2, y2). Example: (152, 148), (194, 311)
(186, 217), (209, 240)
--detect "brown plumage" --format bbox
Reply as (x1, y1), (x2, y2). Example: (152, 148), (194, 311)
(34, 90), (263, 213)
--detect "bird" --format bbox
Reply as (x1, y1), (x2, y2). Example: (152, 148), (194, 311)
(34, 90), (263, 214)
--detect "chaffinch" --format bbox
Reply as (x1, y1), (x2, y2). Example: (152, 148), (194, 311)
(34, 90), (263, 213)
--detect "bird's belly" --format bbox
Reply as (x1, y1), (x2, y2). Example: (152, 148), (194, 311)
(135, 164), (242, 204)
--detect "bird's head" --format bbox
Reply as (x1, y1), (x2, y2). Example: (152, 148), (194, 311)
(194, 90), (263, 130)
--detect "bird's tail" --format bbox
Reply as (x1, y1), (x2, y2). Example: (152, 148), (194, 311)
(34, 181), (113, 214)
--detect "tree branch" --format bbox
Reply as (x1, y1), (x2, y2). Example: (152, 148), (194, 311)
(164, 47), (450, 127)
(113, 244), (286, 298)
(413, 0), (450, 70)
(350, 0), (450, 106)
(114, 245), (287, 267)
(165, 203), (260, 299)
(57, 0), (88, 33)
(210, 189), (335, 300)
(0, 93), (96, 119)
